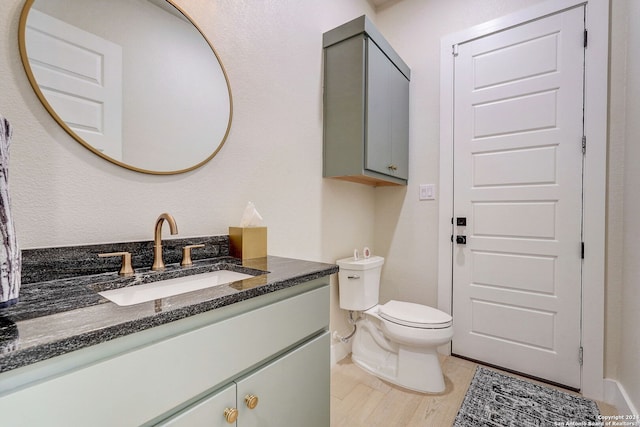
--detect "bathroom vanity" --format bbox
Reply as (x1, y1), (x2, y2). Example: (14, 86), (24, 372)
(0, 242), (336, 427)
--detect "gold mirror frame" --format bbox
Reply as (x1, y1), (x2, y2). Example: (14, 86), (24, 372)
(18, 0), (233, 175)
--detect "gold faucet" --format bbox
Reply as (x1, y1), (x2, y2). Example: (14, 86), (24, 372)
(152, 213), (179, 270)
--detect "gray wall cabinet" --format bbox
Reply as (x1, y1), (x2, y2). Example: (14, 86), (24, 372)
(323, 15), (410, 186)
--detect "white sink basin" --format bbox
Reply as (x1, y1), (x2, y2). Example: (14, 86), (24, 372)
(99, 270), (254, 306)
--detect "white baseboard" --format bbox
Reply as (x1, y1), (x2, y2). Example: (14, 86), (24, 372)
(330, 340), (351, 366)
(604, 378), (639, 416)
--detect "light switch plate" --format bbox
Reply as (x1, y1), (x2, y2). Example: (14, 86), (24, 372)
(419, 184), (435, 201)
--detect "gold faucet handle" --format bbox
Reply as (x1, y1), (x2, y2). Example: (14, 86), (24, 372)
(181, 244), (205, 267)
(99, 252), (135, 276)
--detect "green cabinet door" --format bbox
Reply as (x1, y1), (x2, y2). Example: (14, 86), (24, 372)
(365, 38), (409, 181)
(236, 332), (330, 427)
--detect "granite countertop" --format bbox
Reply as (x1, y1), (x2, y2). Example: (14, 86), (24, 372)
(0, 255), (338, 374)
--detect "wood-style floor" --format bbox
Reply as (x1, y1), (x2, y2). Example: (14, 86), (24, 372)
(330, 355), (618, 427)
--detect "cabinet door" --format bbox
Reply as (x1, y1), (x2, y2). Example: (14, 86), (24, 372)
(390, 62), (410, 180)
(158, 383), (237, 427)
(236, 332), (330, 427)
(365, 38), (409, 180)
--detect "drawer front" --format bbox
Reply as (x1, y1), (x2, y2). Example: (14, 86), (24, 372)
(0, 284), (329, 427)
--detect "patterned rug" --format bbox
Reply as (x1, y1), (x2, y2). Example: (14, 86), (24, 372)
(454, 366), (600, 427)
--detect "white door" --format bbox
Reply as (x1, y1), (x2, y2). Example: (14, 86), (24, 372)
(452, 6), (585, 389)
(25, 9), (123, 160)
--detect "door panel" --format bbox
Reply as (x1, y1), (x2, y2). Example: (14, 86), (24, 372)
(452, 6), (585, 389)
(473, 33), (559, 88)
(473, 201), (557, 238)
(473, 90), (559, 138)
(472, 251), (556, 294)
(470, 300), (555, 349)
(25, 9), (123, 159)
(473, 146), (557, 187)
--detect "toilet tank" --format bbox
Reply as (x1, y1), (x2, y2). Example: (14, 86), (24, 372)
(336, 256), (384, 311)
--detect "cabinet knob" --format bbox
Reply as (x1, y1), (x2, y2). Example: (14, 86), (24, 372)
(224, 407), (238, 423)
(244, 394), (259, 409)
(387, 164), (398, 171)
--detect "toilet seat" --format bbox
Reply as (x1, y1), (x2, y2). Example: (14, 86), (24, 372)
(379, 300), (452, 329)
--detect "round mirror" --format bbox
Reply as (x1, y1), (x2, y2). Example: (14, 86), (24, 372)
(18, 0), (232, 174)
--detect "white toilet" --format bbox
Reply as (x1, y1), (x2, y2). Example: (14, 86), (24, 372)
(337, 255), (453, 393)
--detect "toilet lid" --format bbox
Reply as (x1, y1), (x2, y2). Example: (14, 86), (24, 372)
(379, 300), (452, 329)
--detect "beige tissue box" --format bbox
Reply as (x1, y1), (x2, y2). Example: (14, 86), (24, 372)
(229, 227), (267, 259)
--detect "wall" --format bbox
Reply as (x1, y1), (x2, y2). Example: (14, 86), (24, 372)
(0, 0), (376, 353)
(606, 0), (640, 412)
(617, 0), (640, 413)
(606, 0), (626, 391)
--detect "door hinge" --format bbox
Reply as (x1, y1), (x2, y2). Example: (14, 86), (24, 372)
(582, 135), (587, 154)
(584, 29), (588, 48)
(581, 242), (585, 259)
(579, 346), (584, 366)
(452, 44), (459, 57)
